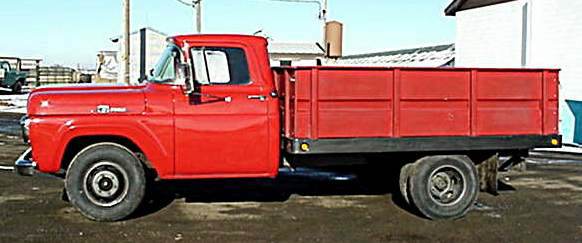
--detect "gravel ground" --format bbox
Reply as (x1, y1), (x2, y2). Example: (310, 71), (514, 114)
(0, 113), (581, 242)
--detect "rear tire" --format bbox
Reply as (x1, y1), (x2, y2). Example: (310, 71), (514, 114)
(408, 155), (479, 220)
(65, 143), (146, 221)
(11, 81), (22, 94)
(398, 163), (413, 204)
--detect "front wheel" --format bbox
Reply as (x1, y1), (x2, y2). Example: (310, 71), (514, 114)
(408, 155), (479, 220)
(65, 143), (146, 221)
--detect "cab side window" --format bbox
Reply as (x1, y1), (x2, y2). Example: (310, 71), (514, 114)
(190, 47), (250, 85)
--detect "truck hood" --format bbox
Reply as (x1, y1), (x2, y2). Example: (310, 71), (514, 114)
(28, 84), (146, 116)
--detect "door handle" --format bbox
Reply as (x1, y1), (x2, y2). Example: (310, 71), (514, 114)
(247, 95), (267, 101)
(191, 92), (232, 103)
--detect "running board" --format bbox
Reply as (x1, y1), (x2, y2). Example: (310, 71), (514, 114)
(278, 167), (357, 181)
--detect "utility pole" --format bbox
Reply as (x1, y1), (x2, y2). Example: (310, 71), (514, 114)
(265, 0), (328, 51)
(121, 0), (130, 84)
(195, 0), (202, 33)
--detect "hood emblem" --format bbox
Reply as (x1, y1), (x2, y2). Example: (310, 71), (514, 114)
(40, 100), (50, 107)
(95, 105), (127, 114)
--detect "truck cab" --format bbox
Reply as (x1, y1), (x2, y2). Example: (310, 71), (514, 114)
(0, 59), (27, 93)
(149, 35), (280, 178)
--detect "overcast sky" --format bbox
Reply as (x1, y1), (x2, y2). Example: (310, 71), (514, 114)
(0, 0), (455, 68)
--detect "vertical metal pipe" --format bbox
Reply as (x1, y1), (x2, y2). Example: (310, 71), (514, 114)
(139, 28), (147, 82)
(321, 0), (328, 57)
(35, 60), (40, 87)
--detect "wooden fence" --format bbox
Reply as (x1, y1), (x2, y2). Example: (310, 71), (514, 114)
(38, 66), (76, 85)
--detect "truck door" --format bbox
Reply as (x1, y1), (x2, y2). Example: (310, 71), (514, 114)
(173, 45), (274, 177)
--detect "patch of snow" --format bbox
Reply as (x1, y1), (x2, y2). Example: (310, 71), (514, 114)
(534, 144), (582, 154)
(0, 94), (28, 114)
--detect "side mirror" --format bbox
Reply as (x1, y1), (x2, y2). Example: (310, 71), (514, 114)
(177, 63), (194, 95)
(149, 68), (154, 77)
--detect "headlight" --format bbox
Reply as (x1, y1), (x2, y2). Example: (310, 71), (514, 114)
(20, 116), (30, 144)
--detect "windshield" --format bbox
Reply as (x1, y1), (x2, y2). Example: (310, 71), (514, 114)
(149, 45), (181, 83)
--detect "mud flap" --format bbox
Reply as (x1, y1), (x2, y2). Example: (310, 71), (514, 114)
(476, 154), (499, 195)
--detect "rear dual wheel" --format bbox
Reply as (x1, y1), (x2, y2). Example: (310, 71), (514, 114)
(65, 143), (146, 221)
(399, 155), (479, 220)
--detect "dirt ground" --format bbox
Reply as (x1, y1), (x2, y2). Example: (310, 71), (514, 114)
(0, 113), (581, 243)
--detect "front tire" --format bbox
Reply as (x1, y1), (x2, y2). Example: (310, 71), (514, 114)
(408, 155), (479, 220)
(65, 143), (146, 221)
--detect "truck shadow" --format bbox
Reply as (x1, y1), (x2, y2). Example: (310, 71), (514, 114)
(132, 164), (414, 219)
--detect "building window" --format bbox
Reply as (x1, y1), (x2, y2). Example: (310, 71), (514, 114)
(280, 60), (292, 66)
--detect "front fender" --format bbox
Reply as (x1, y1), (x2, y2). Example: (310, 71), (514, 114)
(29, 115), (174, 177)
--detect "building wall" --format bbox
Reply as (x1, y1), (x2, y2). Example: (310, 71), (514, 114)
(116, 29), (167, 84)
(528, 0), (582, 143)
(269, 53), (322, 67)
(528, 0), (582, 100)
(126, 33), (142, 83)
(455, 1), (525, 68)
(145, 31), (168, 80)
(455, 0), (582, 143)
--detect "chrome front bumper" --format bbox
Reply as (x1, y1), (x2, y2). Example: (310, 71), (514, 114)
(14, 147), (36, 176)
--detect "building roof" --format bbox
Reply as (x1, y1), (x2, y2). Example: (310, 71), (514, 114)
(329, 44), (455, 67)
(445, 0), (516, 16)
(268, 42), (324, 55)
(110, 27), (168, 42)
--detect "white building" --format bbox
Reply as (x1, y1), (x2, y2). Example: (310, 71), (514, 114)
(108, 27), (168, 84)
(446, 0), (582, 144)
(268, 42), (324, 67)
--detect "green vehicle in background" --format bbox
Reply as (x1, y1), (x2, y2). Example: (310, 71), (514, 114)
(0, 59), (28, 93)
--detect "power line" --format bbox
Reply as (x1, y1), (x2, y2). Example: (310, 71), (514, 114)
(175, 0), (201, 7)
(174, 0), (202, 33)
(260, 0), (329, 54)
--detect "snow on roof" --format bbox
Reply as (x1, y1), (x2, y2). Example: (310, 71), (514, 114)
(329, 44), (455, 67)
(268, 42), (324, 55)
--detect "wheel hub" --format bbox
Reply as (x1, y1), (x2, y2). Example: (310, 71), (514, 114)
(91, 171), (120, 197)
(428, 166), (466, 206)
(83, 161), (129, 207)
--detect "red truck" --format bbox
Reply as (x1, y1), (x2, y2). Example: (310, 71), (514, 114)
(15, 34), (561, 221)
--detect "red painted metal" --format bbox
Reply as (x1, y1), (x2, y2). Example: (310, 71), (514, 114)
(27, 35), (280, 180)
(25, 34), (559, 180)
(277, 66), (560, 139)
